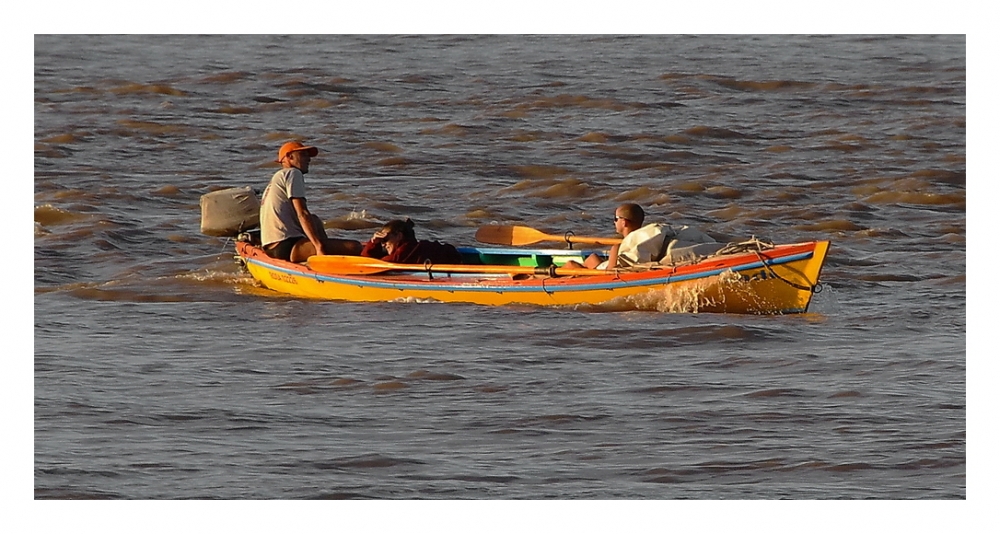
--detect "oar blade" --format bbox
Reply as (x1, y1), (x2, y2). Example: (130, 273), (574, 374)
(476, 225), (516, 245)
(307, 255), (394, 275)
(475, 225), (552, 246)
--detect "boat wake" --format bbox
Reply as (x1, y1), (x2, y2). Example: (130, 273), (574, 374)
(581, 270), (767, 314)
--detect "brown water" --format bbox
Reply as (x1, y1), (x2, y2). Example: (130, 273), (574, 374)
(34, 35), (965, 501)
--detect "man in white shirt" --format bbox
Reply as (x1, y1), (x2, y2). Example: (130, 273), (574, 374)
(562, 203), (646, 270)
(259, 141), (361, 262)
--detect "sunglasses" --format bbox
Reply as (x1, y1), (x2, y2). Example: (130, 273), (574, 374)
(614, 215), (629, 222)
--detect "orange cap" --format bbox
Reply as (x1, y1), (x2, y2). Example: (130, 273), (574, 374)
(276, 141), (319, 162)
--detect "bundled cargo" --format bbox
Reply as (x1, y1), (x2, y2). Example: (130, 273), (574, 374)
(200, 186), (260, 237)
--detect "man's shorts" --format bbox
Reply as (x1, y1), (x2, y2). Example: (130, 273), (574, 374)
(263, 237), (300, 261)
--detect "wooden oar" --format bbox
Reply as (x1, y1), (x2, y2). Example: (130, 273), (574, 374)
(475, 225), (621, 247)
(306, 254), (609, 277)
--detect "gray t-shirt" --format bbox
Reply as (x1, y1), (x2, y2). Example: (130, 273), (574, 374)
(259, 167), (307, 247)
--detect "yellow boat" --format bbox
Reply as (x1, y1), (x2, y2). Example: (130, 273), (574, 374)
(234, 235), (830, 314)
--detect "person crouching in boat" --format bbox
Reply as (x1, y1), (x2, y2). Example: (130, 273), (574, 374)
(259, 141), (363, 263)
(564, 203), (647, 270)
(361, 219), (462, 265)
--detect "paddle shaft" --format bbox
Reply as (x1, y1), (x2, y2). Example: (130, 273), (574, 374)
(306, 255), (608, 277)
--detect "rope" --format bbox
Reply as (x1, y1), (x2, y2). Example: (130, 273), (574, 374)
(700, 237), (819, 293)
(713, 236), (774, 257)
(750, 249), (816, 292)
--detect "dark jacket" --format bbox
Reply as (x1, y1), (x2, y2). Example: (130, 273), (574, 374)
(361, 239), (462, 265)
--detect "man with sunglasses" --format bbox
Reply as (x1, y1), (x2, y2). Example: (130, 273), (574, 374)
(566, 203), (646, 270)
(570, 202), (724, 269)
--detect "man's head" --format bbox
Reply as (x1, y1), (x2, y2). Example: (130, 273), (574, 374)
(277, 141), (319, 173)
(613, 203), (645, 234)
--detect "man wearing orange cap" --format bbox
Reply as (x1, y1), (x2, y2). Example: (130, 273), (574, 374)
(259, 141), (362, 262)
